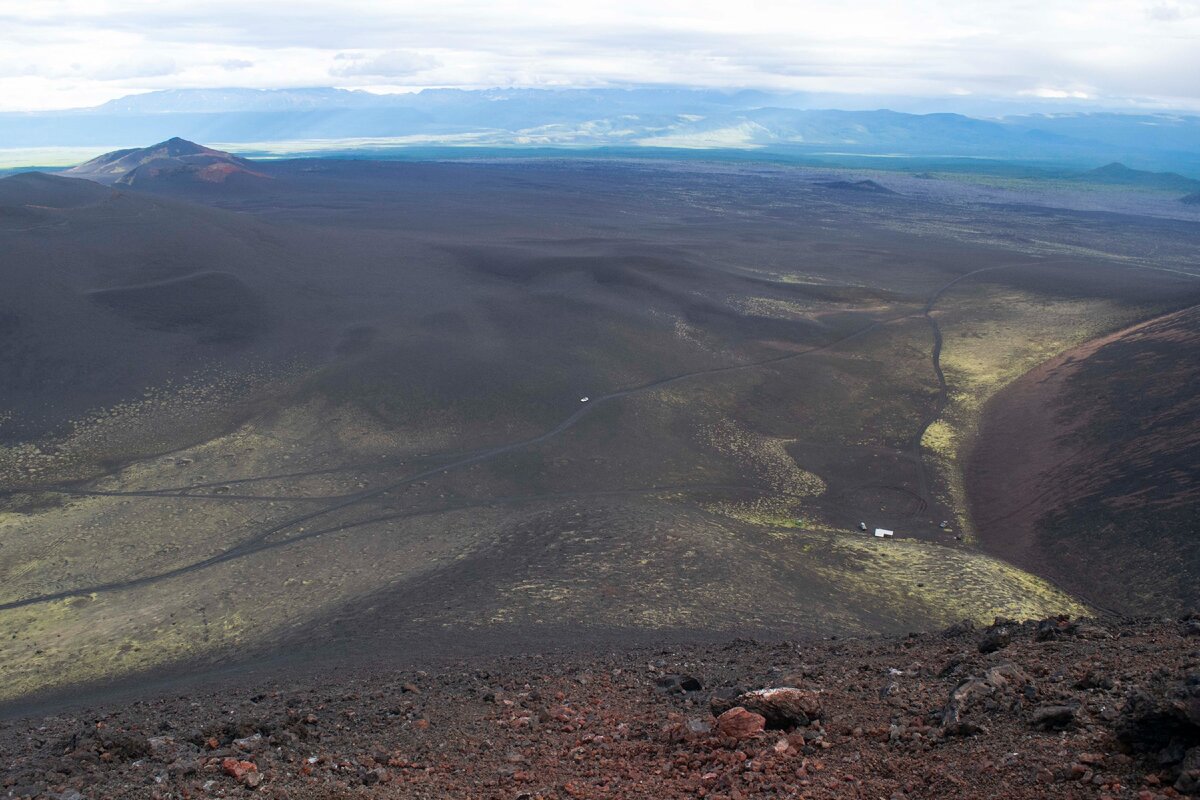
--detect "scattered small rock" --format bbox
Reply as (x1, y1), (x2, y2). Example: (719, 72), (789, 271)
(1076, 669), (1115, 691)
(1035, 615), (1079, 642)
(1176, 746), (1200, 793)
(979, 623), (1013, 654)
(221, 757), (260, 787)
(656, 674), (703, 694)
(1032, 704), (1078, 731)
(942, 663), (1031, 731)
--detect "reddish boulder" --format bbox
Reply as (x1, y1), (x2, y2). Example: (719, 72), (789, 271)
(716, 688), (823, 729)
(716, 707), (766, 739)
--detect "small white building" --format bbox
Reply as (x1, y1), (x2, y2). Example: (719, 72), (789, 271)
(874, 528), (894, 538)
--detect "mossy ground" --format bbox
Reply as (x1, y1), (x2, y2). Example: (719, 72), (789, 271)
(922, 286), (1146, 537)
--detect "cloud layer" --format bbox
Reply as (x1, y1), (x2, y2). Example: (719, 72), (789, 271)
(1, 0), (1198, 112)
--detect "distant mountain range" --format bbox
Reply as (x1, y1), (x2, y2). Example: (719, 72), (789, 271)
(4, 87), (1199, 176)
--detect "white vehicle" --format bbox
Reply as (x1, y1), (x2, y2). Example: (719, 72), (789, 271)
(580, 396), (589, 402)
(874, 528), (894, 538)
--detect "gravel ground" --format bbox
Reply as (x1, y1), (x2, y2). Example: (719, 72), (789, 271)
(3, 615), (1199, 799)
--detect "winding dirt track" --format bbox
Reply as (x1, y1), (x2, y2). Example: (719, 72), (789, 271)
(905, 265), (1013, 513)
(4, 257), (1197, 613)
(0, 310), (896, 611)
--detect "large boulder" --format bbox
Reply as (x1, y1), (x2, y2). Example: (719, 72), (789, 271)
(1115, 670), (1200, 794)
(1115, 680), (1200, 756)
(711, 687), (821, 729)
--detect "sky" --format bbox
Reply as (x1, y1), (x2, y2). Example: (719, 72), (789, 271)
(0, 0), (1198, 112)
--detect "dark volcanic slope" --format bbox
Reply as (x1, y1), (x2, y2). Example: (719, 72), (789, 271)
(969, 305), (1200, 614)
(87, 271), (265, 342)
(0, 172), (394, 451)
(0, 172), (115, 208)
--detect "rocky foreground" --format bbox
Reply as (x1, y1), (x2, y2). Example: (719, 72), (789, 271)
(3, 615), (1199, 799)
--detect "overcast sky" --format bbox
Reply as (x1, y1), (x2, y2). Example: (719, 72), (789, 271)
(1, 0), (1198, 112)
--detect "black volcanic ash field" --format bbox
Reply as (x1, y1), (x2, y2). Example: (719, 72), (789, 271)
(2, 157), (1199, 706)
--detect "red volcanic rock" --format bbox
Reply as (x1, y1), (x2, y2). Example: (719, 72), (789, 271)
(221, 757), (261, 786)
(5, 618), (1199, 800)
(734, 688), (823, 729)
(715, 707), (765, 739)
